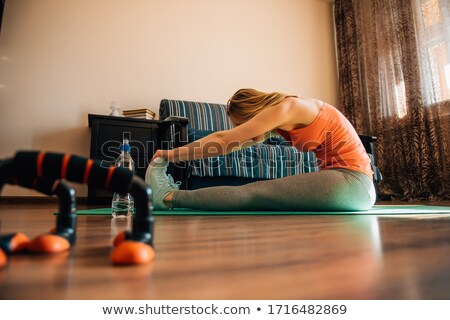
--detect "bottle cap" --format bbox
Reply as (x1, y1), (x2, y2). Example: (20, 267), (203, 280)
(120, 139), (130, 152)
(110, 101), (119, 109)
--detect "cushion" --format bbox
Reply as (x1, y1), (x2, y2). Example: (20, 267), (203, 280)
(189, 145), (318, 179)
(160, 99), (232, 131)
(187, 128), (318, 179)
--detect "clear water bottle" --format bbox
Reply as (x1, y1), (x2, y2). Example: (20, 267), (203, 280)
(111, 139), (135, 218)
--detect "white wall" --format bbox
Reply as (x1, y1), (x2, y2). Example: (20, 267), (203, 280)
(0, 0), (337, 197)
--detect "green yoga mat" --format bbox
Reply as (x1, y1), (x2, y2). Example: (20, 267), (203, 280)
(70, 205), (450, 216)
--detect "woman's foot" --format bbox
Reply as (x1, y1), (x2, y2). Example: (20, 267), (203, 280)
(146, 157), (180, 210)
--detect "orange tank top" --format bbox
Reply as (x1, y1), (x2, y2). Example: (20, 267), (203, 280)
(277, 102), (373, 179)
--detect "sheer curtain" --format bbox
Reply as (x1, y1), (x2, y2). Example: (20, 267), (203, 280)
(335, 0), (449, 200)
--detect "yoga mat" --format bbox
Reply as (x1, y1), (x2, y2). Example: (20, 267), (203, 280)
(68, 205), (450, 216)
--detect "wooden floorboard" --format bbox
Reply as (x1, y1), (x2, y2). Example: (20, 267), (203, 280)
(0, 201), (449, 299)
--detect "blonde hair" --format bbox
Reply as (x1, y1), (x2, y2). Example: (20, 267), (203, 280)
(226, 88), (297, 122)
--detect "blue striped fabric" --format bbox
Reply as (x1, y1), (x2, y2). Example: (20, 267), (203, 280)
(189, 146), (318, 178)
(160, 99), (232, 131)
(159, 99), (320, 179)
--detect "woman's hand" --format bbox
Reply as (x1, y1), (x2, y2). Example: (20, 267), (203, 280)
(150, 149), (172, 164)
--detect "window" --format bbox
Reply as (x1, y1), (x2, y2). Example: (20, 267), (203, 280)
(417, 0), (450, 103)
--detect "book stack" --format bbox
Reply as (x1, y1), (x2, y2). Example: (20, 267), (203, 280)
(122, 109), (156, 120)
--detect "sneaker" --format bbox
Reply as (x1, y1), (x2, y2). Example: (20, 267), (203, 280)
(146, 157), (180, 210)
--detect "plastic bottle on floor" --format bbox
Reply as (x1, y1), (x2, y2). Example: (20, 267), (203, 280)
(111, 139), (135, 218)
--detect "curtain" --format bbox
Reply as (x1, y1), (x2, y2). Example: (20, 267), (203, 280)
(335, 0), (450, 200)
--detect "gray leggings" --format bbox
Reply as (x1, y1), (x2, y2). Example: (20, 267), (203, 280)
(171, 168), (376, 211)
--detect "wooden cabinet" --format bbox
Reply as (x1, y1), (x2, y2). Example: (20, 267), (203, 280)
(88, 114), (187, 205)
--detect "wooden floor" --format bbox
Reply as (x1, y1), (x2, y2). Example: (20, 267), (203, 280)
(1, 201), (450, 299)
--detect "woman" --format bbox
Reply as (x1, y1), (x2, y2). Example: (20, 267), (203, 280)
(148, 88), (376, 211)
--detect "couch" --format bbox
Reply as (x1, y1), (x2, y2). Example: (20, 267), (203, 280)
(159, 99), (382, 192)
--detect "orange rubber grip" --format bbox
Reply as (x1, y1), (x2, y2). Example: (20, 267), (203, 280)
(0, 248), (7, 269)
